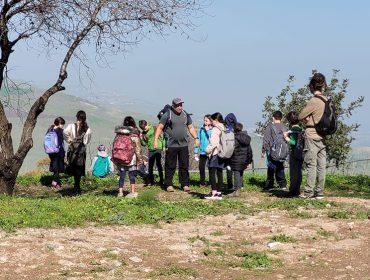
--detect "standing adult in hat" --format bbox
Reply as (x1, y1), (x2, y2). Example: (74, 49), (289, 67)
(154, 98), (199, 192)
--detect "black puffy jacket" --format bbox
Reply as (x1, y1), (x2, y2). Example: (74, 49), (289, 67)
(230, 131), (253, 171)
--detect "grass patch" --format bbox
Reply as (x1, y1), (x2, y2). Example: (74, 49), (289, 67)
(270, 234), (296, 243)
(327, 210), (351, 219)
(188, 235), (210, 245)
(317, 229), (335, 238)
(210, 230), (224, 236)
(235, 250), (275, 269)
(149, 265), (198, 278)
(290, 211), (316, 219)
(0, 193), (248, 232)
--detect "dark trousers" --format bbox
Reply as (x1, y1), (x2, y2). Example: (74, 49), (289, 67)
(164, 146), (190, 187)
(233, 170), (244, 190)
(289, 154), (303, 195)
(73, 168), (84, 193)
(265, 158), (287, 189)
(199, 154), (208, 185)
(148, 150), (163, 185)
(119, 168), (136, 186)
(209, 167), (223, 192)
(227, 170), (233, 189)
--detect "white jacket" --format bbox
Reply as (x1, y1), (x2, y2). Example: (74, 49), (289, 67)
(63, 123), (92, 146)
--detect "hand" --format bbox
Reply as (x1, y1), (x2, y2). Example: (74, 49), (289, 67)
(194, 138), (200, 147)
(153, 140), (158, 149)
(283, 132), (289, 138)
(261, 153), (265, 159)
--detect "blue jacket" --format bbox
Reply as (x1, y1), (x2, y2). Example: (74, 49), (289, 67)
(194, 126), (212, 155)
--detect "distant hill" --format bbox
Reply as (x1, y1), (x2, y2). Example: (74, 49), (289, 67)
(5, 90), (156, 173)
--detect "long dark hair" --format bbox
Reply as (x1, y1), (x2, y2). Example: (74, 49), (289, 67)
(211, 112), (224, 124)
(48, 117), (65, 132)
(76, 110), (88, 136)
(123, 116), (137, 128)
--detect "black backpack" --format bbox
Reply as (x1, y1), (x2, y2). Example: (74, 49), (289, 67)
(157, 104), (172, 121)
(157, 104), (191, 130)
(270, 125), (289, 162)
(311, 96), (338, 137)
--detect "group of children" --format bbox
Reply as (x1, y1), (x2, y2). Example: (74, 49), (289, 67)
(44, 73), (333, 200)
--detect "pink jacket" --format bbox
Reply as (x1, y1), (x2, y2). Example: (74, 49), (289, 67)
(206, 123), (225, 157)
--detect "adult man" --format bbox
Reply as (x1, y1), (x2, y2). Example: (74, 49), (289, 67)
(299, 73), (328, 199)
(154, 98), (199, 192)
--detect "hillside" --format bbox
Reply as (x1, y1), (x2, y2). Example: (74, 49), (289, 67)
(5, 91), (156, 173)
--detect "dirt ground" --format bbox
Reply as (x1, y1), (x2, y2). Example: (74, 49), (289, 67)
(0, 195), (369, 280)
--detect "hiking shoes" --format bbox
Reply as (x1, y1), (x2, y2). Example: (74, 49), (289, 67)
(117, 192), (124, 197)
(314, 194), (325, 200)
(299, 193), (314, 199)
(204, 192), (223, 200)
(183, 186), (190, 192)
(166, 186), (175, 192)
(126, 192), (138, 199)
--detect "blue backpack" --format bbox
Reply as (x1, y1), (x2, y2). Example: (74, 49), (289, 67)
(44, 129), (60, 154)
(92, 156), (110, 178)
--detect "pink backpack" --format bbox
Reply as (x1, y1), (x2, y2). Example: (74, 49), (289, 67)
(112, 134), (135, 165)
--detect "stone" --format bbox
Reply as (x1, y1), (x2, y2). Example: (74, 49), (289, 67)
(129, 256), (143, 263)
(267, 242), (282, 249)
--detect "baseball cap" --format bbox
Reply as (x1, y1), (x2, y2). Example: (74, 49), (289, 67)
(172, 97), (184, 105)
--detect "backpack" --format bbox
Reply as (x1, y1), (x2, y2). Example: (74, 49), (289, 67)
(270, 125), (289, 162)
(157, 105), (191, 130)
(44, 129), (60, 154)
(291, 130), (305, 162)
(215, 126), (235, 159)
(92, 156), (110, 177)
(66, 129), (86, 167)
(311, 96), (338, 137)
(112, 134), (135, 165)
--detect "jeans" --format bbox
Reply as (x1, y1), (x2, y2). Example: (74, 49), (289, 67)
(164, 146), (190, 187)
(199, 154), (208, 185)
(233, 170), (244, 190)
(265, 157), (287, 189)
(148, 150), (163, 184)
(209, 167), (223, 192)
(289, 154), (303, 195)
(119, 167), (136, 187)
(303, 138), (326, 196)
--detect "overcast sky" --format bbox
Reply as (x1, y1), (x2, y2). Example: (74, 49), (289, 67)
(10, 0), (370, 145)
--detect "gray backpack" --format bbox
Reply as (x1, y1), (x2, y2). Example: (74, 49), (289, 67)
(216, 127), (235, 159)
(270, 125), (289, 162)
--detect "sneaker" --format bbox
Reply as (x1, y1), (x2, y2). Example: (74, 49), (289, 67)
(299, 193), (314, 199)
(204, 192), (223, 200)
(314, 194), (325, 200)
(51, 181), (58, 187)
(166, 186), (175, 192)
(117, 192), (124, 197)
(227, 189), (241, 197)
(281, 186), (288, 191)
(183, 186), (190, 192)
(126, 192), (138, 199)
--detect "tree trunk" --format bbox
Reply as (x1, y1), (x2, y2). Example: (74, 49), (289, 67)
(0, 173), (16, 195)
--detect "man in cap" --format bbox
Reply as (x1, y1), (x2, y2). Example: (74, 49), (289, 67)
(154, 98), (199, 192)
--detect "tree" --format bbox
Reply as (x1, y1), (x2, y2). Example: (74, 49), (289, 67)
(0, 0), (206, 195)
(256, 70), (364, 167)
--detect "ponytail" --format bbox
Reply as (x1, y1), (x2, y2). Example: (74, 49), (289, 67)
(76, 110), (88, 136)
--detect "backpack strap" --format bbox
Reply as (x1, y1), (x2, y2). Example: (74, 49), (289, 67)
(306, 96), (327, 128)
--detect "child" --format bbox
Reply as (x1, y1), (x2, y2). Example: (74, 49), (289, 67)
(64, 110), (92, 194)
(205, 112), (226, 200)
(139, 120), (165, 186)
(46, 117), (65, 188)
(229, 123), (253, 196)
(113, 116), (143, 198)
(194, 114), (212, 187)
(90, 144), (115, 178)
(261, 111), (289, 190)
(284, 111), (304, 197)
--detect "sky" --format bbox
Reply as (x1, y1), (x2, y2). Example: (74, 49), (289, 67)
(9, 0), (370, 145)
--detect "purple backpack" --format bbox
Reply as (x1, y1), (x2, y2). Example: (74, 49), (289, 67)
(44, 129), (60, 154)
